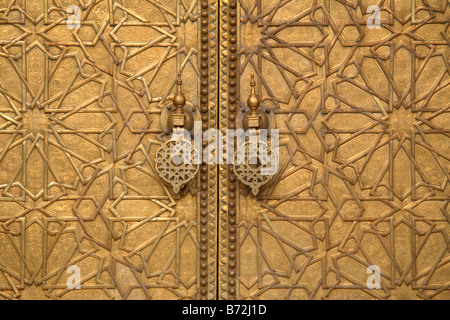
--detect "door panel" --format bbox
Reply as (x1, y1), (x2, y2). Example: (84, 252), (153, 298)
(0, 0), (217, 300)
(0, 0), (448, 301)
(219, 0), (450, 300)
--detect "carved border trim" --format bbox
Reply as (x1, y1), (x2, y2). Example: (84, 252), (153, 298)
(219, 0), (239, 300)
(199, 0), (217, 300)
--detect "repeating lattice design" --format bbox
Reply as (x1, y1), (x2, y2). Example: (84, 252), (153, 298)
(156, 138), (200, 193)
(0, 0), (217, 300)
(0, 0), (448, 301)
(233, 139), (278, 195)
(220, 0), (449, 300)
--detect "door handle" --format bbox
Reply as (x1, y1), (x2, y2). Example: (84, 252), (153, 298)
(233, 75), (278, 196)
(155, 72), (200, 194)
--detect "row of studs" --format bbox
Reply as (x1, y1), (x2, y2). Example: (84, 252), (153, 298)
(219, 0), (230, 300)
(227, 0), (238, 299)
(199, 0), (212, 300)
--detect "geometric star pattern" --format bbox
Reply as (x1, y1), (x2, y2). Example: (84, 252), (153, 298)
(0, 0), (448, 300)
(0, 0), (215, 300)
(220, 0), (449, 300)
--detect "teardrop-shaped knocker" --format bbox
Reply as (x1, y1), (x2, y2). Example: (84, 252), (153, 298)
(156, 73), (200, 194)
(233, 75), (279, 196)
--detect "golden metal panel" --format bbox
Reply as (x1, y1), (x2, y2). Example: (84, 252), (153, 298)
(219, 0), (450, 300)
(0, 0), (217, 300)
(0, 0), (449, 300)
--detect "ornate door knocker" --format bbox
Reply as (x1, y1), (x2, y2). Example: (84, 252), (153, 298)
(156, 73), (201, 194)
(233, 75), (278, 196)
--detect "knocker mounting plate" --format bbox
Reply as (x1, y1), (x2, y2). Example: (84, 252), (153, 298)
(233, 139), (278, 196)
(155, 137), (200, 194)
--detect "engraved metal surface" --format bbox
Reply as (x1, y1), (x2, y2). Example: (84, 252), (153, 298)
(0, 0), (217, 300)
(219, 0), (449, 300)
(233, 139), (278, 196)
(156, 137), (200, 193)
(0, 0), (448, 301)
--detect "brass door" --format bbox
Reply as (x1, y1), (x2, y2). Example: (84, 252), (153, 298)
(0, 0), (449, 300)
(0, 0), (217, 300)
